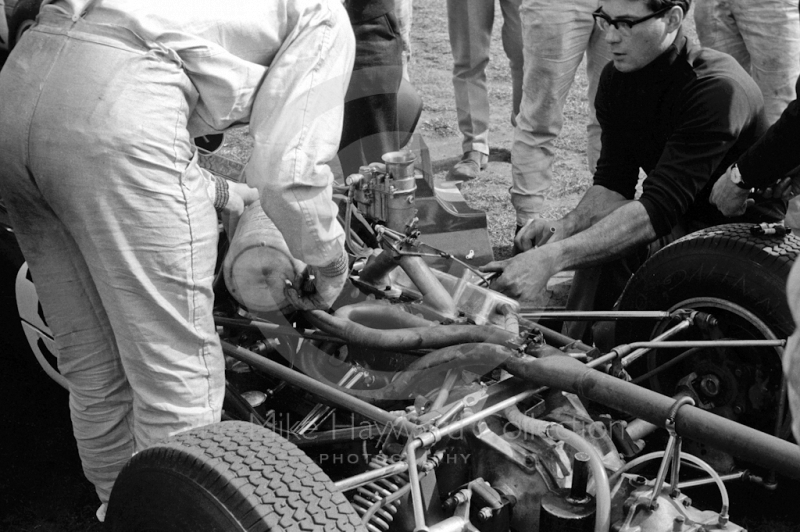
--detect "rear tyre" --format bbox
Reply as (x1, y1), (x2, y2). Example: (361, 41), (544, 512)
(616, 224), (799, 464)
(106, 421), (364, 531)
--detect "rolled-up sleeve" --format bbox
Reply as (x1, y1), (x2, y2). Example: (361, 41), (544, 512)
(244, 1), (355, 266)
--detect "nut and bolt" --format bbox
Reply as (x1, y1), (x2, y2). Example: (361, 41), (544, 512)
(477, 508), (493, 522)
(699, 375), (721, 397)
(673, 515), (685, 531)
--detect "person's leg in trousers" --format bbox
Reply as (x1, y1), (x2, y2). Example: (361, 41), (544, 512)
(783, 260), (800, 443)
(0, 18), (224, 508)
(732, 0), (800, 125)
(500, 0), (525, 123)
(695, 0), (800, 125)
(511, 0), (603, 225)
(583, 9), (612, 172)
(0, 23), (136, 509)
(447, 0), (495, 159)
(339, 12), (404, 176)
(562, 254), (642, 343)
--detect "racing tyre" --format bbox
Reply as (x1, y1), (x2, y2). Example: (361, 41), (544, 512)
(616, 223), (799, 447)
(8, 0), (42, 48)
(106, 421), (365, 532)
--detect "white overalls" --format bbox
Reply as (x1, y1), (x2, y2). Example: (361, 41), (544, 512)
(0, 0), (353, 514)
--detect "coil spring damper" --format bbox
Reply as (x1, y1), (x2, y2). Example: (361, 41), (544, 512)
(350, 453), (410, 532)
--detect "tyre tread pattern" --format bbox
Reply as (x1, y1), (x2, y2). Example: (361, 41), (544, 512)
(117, 421), (364, 532)
(618, 223), (800, 341)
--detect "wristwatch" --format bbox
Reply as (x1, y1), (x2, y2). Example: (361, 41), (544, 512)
(729, 164), (752, 191)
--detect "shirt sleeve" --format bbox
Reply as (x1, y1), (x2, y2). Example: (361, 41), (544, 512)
(738, 74), (800, 189)
(639, 76), (760, 237)
(592, 66), (642, 199)
(243, 2), (354, 267)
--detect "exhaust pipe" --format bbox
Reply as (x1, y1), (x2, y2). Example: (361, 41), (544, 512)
(502, 354), (800, 479)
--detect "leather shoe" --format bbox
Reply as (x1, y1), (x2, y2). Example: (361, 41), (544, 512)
(447, 151), (488, 181)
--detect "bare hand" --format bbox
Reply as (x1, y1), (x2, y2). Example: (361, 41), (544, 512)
(758, 177), (795, 201)
(710, 168), (752, 217)
(514, 219), (565, 253)
(230, 182), (260, 206)
(480, 248), (556, 301)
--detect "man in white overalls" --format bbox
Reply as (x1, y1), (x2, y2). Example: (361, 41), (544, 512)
(0, 0), (354, 520)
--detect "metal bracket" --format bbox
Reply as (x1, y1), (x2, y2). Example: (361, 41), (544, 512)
(649, 396), (696, 510)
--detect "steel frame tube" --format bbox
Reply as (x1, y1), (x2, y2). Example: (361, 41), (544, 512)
(334, 461), (409, 492)
(631, 347), (703, 384)
(220, 340), (415, 435)
(406, 439), (426, 530)
(678, 471), (748, 489)
(623, 339), (785, 351)
(618, 318), (694, 367)
(398, 255), (458, 318)
(520, 310), (671, 321)
(587, 317), (692, 369)
(418, 388), (543, 448)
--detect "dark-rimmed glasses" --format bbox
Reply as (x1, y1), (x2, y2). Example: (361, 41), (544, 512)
(592, 6), (671, 36)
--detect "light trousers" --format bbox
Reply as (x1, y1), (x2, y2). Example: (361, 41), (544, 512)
(695, 0), (800, 125)
(511, 0), (611, 224)
(447, 0), (524, 156)
(0, 13), (226, 503)
(785, 259), (800, 444)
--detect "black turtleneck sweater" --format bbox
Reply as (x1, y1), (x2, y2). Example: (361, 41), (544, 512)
(593, 34), (785, 238)
(738, 74), (800, 188)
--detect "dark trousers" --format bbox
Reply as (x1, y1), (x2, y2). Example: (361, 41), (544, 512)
(562, 219), (698, 343)
(338, 12), (404, 176)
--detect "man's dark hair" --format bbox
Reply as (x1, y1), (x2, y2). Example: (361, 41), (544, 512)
(645, 0), (691, 15)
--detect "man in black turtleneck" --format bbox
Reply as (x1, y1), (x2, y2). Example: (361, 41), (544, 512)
(482, 0), (785, 340)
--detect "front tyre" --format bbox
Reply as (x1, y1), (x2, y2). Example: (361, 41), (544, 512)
(106, 421), (365, 531)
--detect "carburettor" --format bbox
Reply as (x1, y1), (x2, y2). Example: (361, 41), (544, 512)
(346, 150), (418, 233)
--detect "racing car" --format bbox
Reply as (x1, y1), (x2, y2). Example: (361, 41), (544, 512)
(11, 128), (800, 532)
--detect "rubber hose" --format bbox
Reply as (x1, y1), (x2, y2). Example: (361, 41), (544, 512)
(305, 309), (518, 350)
(294, 343), (516, 403)
(333, 302), (434, 329)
